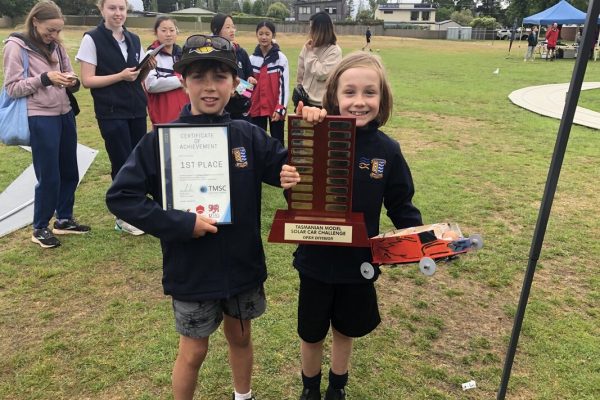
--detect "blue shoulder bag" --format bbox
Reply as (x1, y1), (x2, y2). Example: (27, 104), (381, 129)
(0, 48), (31, 146)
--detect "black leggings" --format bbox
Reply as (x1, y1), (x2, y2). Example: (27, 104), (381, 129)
(251, 116), (285, 146)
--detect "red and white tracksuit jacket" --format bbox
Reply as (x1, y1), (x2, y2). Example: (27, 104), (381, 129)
(249, 43), (289, 118)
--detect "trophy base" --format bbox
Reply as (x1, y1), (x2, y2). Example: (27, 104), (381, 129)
(268, 210), (370, 247)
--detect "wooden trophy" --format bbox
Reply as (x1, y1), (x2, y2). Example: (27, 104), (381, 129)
(268, 115), (369, 247)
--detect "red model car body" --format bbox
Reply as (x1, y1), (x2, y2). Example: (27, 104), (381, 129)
(370, 223), (480, 265)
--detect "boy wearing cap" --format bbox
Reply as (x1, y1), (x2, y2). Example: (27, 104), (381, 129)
(106, 35), (306, 400)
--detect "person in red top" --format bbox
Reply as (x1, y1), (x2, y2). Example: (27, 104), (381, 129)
(545, 22), (559, 61)
(249, 21), (289, 145)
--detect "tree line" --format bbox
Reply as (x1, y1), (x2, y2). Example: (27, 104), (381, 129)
(0, 0), (594, 27)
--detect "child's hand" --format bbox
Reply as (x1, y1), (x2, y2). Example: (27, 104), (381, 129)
(280, 164), (301, 189)
(147, 56), (157, 70)
(139, 58), (157, 80)
(248, 76), (257, 85)
(297, 101), (327, 124)
(192, 214), (218, 238)
(271, 111), (283, 122)
(120, 67), (141, 82)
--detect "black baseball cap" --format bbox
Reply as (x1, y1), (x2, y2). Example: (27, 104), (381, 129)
(173, 34), (238, 74)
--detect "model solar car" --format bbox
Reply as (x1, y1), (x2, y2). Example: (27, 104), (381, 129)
(369, 222), (483, 275)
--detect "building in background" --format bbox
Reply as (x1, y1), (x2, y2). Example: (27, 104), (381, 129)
(375, 1), (437, 28)
(293, 0), (350, 22)
(432, 19), (461, 31)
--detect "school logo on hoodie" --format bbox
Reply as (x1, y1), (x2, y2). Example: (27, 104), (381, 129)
(232, 147), (248, 168)
(358, 157), (386, 179)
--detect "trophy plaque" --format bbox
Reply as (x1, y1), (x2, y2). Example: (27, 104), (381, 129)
(268, 115), (369, 247)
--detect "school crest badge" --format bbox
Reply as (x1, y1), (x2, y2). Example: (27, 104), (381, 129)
(232, 147), (248, 168)
(358, 157), (371, 170)
(358, 157), (386, 179)
(370, 158), (386, 179)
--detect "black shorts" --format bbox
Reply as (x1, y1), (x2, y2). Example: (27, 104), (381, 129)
(297, 273), (381, 343)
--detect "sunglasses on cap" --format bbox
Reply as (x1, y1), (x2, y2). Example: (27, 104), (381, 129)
(183, 34), (234, 52)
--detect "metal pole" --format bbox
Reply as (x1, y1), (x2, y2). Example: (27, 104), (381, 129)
(497, 1), (600, 399)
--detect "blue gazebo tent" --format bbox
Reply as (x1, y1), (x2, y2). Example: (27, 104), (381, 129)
(523, 0), (600, 25)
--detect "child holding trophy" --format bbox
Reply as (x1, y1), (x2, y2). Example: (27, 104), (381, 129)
(294, 52), (423, 400)
(105, 35), (316, 400)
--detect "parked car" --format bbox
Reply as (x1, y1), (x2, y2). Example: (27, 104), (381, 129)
(496, 27), (530, 40)
(496, 28), (510, 40)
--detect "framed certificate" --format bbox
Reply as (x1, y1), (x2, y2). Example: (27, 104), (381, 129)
(158, 124), (233, 224)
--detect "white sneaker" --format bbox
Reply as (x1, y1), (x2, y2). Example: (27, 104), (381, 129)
(115, 218), (144, 236)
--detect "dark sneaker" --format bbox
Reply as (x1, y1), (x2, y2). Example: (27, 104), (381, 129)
(324, 387), (346, 400)
(31, 228), (61, 248)
(230, 395), (256, 400)
(52, 219), (91, 235)
(300, 387), (321, 400)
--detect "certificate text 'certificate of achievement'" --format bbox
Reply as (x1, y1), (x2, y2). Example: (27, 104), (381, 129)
(158, 124), (232, 224)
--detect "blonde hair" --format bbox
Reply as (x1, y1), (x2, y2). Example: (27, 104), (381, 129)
(323, 52), (392, 127)
(97, 0), (129, 11)
(24, 0), (64, 64)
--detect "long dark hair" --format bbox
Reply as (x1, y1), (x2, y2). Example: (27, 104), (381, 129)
(309, 11), (336, 48)
(154, 15), (177, 33)
(211, 13), (232, 35)
(24, 0), (64, 64)
(256, 20), (276, 36)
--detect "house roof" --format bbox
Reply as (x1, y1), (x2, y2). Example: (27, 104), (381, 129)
(378, 3), (436, 11)
(436, 20), (453, 24)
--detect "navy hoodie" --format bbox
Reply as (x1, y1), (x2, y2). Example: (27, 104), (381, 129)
(106, 105), (287, 301)
(293, 122), (423, 284)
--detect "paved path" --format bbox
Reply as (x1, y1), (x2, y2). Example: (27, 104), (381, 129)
(508, 82), (600, 130)
(0, 144), (98, 238)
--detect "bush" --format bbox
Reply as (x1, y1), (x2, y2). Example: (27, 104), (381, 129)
(339, 18), (383, 26)
(436, 7), (452, 22)
(451, 9), (473, 26)
(266, 2), (290, 21)
(384, 23), (429, 30)
(471, 16), (497, 29)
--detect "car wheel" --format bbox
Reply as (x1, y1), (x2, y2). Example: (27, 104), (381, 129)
(419, 257), (436, 276)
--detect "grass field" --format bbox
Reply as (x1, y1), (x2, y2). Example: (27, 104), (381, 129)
(1, 27), (599, 400)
